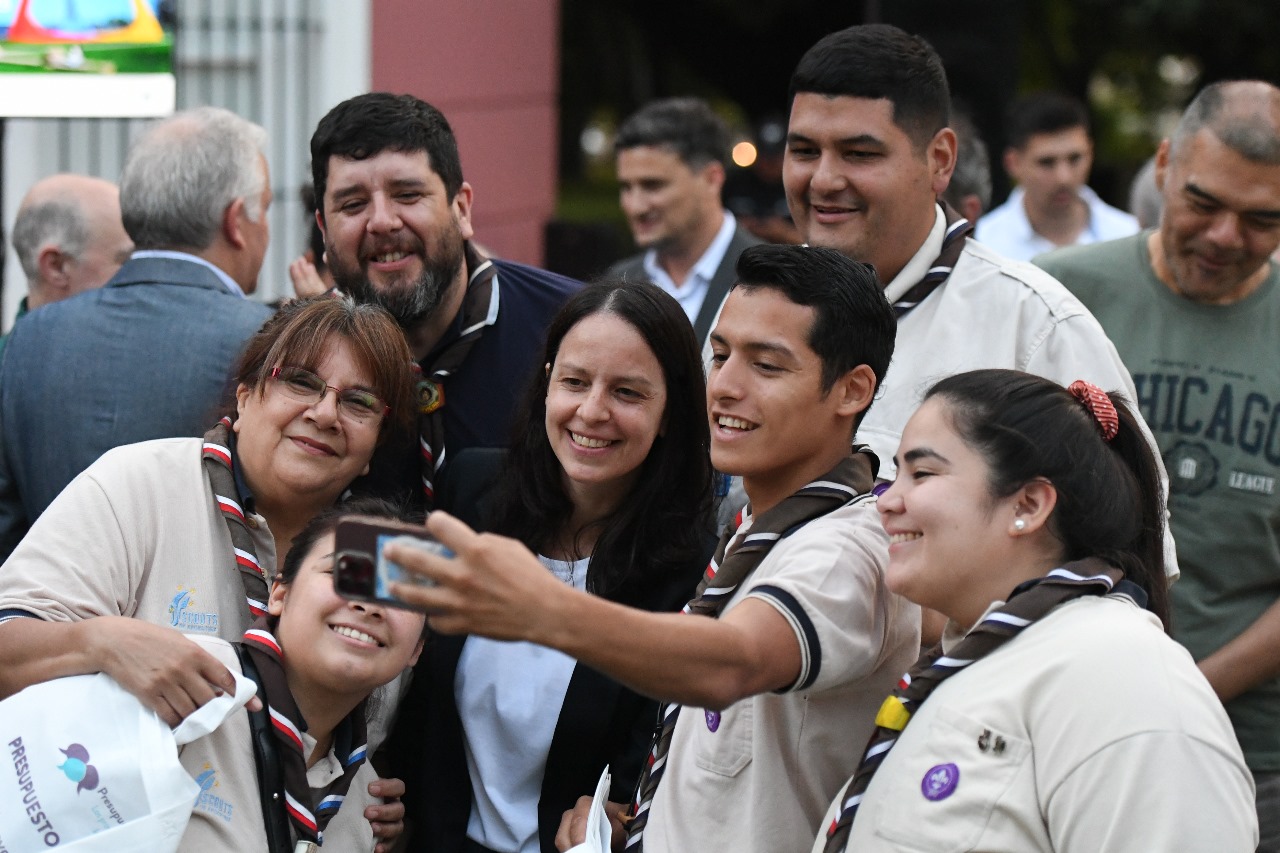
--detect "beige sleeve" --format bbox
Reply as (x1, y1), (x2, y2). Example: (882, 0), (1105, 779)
(0, 453), (153, 620)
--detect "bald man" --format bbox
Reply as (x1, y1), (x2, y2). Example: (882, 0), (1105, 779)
(1036, 80), (1280, 846)
(9, 174), (133, 316)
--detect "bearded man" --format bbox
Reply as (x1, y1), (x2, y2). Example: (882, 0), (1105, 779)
(310, 93), (581, 508)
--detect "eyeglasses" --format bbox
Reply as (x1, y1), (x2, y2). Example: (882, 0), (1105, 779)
(268, 366), (389, 423)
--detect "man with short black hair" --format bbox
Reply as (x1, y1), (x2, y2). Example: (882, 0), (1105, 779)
(975, 92), (1138, 260)
(0, 108), (274, 555)
(310, 92), (581, 508)
(767, 24), (1179, 649)
(780, 23), (1171, 537)
(610, 97), (761, 343)
(390, 243), (920, 853)
(1035, 80), (1280, 847)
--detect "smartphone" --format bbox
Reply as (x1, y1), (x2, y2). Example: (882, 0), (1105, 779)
(332, 519), (453, 611)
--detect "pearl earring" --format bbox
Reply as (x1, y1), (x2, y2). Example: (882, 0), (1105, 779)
(1013, 518), (1027, 532)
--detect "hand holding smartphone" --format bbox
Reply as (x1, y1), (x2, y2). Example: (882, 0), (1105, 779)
(332, 519), (453, 611)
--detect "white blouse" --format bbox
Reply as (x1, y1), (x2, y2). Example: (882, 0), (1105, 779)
(456, 555), (590, 853)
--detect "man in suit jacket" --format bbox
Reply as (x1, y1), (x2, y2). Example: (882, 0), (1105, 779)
(609, 97), (762, 344)
(2, 174), (134, 361)
(0, 107), (275, 556)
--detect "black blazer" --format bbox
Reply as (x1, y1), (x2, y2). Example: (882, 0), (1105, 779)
(607, 222), (763, 344)
(386, 449), (713, 853)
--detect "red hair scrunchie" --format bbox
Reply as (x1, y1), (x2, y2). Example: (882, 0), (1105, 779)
(1067, 379), (1119, 442)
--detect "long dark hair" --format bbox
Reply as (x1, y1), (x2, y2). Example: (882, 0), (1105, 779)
(487, 279), (713, 598)
(926, 369), (1170, 629)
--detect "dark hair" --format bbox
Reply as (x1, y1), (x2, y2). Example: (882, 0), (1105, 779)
(232, 297), (417, 442)
(732, 244), (895, 423)
(614, 97), (730, 169)
(789, 23), (950, 150)
(300, 183), (326, 275)
(277, 496), (420, 584)
(310, 93), (464, 216)
(1005, 92), (1090, 151)
(925, 369), (1170, 628)
(1171, 80), (1280, 166)
(487, 279), (713, 598)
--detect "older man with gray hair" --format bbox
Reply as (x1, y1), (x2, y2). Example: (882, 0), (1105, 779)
(1036, 80), (1280, 848)
(0, 106), (274, 555)
(2, 174), (133, 357)
(10, 174), (133, 309)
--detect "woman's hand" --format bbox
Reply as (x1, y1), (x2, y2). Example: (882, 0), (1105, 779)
(367, 776), (406, 853)
(82, 616), (261, 726)
(384, 511), (572, 644)
(554, 796), (630, 852)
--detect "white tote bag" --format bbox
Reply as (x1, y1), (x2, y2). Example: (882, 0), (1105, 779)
(0, 669), (255, 852)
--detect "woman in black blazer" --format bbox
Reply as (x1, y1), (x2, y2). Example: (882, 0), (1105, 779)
(389, 280), (715, 853)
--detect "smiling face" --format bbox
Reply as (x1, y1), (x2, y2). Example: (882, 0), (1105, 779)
(707, 285), (870, 515)
(1152, 128), (1280, 304)
(616, 145), (721, 254)
(234, 335), (382, 511)
(545, 312), (668, 514)
(1006, 126), (1092, 218)
(269, 530), (425, 703)
(320, 149), (472, 328)
(784, 93), (953, 284)
(877, 397), (1026, 629)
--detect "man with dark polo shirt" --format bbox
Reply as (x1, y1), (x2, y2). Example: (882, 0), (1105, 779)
(310, 93), (581, 507)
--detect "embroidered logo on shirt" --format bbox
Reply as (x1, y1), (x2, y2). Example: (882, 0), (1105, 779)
(194, 764), (234, 823)
(705, 710), (721, 732)
(168, 586), (220, 633)
(921, 763), (960, 801)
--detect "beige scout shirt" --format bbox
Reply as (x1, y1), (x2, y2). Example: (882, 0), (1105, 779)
(0, 435), (406, 795)
(645, 497), (920, 853)
(179, 635), (378, 852)
(815, 595), (1257, 853)
(862, 207), (1179, 580)
(0, 437), (275, 636)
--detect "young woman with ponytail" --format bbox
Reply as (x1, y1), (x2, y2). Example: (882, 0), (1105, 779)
(815, 368), (1257, 852)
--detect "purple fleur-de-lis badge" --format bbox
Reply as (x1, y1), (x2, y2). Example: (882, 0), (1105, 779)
(921, 763), (959, 801)
(705, 710), (721, 732)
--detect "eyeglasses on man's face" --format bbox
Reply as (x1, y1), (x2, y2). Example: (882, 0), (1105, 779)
(268, 365), (389, 423)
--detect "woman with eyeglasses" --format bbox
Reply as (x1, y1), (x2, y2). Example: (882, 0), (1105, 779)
(0, 297), (414, 738)
(812, 369), (1256, 853)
